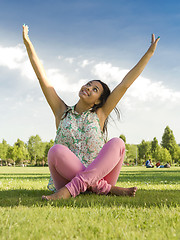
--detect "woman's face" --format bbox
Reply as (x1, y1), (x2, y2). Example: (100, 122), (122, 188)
(79, 81), (104, 106)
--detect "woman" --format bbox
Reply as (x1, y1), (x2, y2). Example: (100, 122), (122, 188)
(23, 25), (160, 200)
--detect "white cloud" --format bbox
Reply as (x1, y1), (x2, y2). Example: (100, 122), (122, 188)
(92, 61), (180, 106)
(65, 57), (74, 64)
(92, 62), (129, 84)
(46, 68), (87, 92)
(58, 56), (74, 63)
(0, 44), (87, 93)
(75, 68), (79, 73)
(1, 44), (179, 105)
(0, 44), (25, 69)
(25, 94), (34, 102)
(127, 76), (180, 103)
(0, 44), (36, 80)
(79, 59), (94, 68)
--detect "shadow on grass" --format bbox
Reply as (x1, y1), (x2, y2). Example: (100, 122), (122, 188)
(0, 168), (179, 208)
(0, 188), (179, 208)
(1, 169), (180, 183)
(118, 169), (180, 184)
(0, 173), (50, 180)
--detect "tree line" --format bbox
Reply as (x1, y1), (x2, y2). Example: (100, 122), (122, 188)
(121, 125), (180, 166)
(0, 135), (54, 166)
(0, 126), (180, 166)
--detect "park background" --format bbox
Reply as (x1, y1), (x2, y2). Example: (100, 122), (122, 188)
(0, 2), (180, 239)
(0, 125), (180, 167)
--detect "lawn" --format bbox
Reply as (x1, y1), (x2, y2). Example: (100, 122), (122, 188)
(0, 166), (180, 240)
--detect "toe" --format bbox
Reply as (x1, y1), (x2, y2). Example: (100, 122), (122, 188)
(42, 195), (49, 201)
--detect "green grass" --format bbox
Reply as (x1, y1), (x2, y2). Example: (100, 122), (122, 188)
(0, 166), (180, 240)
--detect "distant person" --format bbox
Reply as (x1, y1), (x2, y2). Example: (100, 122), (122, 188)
(23, 24), (159, 200)
(146, 159), (154, 168)
(156, 161), (171, 168)
(164, 163), (171, 168)
(156, 161), (161, 168)
(156, 161), (164, 168)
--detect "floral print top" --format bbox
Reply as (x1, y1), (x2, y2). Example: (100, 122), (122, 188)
(47, 106), (105, 192)
(55, 106), (105, 166)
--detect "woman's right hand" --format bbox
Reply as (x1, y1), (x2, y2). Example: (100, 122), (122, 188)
(22, 24), (30, 43)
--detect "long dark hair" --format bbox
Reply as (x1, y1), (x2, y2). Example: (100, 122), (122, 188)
(90, 80), (120, 139)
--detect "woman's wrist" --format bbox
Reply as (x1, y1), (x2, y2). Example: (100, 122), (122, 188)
(23, 37), (31, 46)
(146, 47), (155, 58)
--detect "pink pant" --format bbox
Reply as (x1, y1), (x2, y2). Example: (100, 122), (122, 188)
(48, 137), (125, 197)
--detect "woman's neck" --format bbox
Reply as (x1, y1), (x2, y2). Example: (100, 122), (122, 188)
(75, 100), (92, 114)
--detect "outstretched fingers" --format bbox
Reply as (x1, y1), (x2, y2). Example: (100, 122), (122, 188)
(151, 33), (155, 44)
(151, 34), (160, 44)
(22, 24), (29, 42)
(148, 34), (160, 54)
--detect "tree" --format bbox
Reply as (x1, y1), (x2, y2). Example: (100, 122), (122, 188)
(119, 134), (126, 143)
(125, 144), (137, 165)
(173, 145), (180, 163)
(151, 137), (160, 162)
(13, 139), (28, 165)
(44, 140), (54, 165)
(6, 146), (14, 161)
(0, 139), (9, 165)
(138, 140), (151, 163)
(27, 135), (43, 165)
(161, 126), (178, 162)
(151, 137), (159, 153)
(156, 147), (172, 164)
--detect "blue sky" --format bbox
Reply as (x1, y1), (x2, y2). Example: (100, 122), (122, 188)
(0, 0), (180, 145)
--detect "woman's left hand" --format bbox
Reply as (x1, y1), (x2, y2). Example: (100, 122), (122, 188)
(148, 34), (160, 55)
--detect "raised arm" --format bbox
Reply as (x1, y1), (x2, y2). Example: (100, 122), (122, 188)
(101, 34), (160, 118)
(22, 25), (67, 126)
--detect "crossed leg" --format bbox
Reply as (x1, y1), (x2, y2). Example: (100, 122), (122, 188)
(42, 138), (137, 200)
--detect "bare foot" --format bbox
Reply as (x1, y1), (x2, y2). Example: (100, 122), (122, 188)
(42, 186), (71, 201)
(110, 186), (137, 197)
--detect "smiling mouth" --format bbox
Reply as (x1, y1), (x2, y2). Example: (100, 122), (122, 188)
(82, 90), (89, 96)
